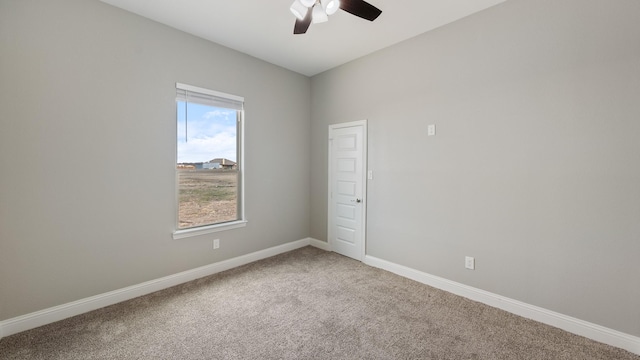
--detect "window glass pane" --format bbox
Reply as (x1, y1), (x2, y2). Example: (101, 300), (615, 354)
(177, 101), (239, 229)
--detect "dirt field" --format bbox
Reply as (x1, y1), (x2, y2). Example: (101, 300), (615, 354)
(178, 169), (238, 229)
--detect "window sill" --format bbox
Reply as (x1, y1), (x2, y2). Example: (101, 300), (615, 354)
(173, 220), (247, 240)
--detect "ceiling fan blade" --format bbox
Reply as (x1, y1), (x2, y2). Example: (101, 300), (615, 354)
(293, 8), (313, 34)
(339, 0), (382, 21)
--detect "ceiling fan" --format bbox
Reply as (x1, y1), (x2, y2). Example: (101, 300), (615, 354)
(290, 0), (382, 34)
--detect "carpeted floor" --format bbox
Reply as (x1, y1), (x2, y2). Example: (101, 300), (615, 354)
(0, 246), (638, 359)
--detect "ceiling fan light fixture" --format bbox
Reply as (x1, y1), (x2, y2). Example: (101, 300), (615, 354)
(322, 0), (340, 15)
(290, 0), (308, 20)
(312, 4), (328, 23)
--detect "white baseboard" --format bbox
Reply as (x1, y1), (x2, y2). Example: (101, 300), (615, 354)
(363, 255), (640, 356)
(0, 238), (316, 339)
(309, 238), (331, 251)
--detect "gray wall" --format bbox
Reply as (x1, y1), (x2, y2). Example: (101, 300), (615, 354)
(0, 0), (310, 320)
(2, 0), (639, 341)
(310, 0), (640, 336)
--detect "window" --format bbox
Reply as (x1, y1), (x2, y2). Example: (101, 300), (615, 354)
(174, 83), (245, 238)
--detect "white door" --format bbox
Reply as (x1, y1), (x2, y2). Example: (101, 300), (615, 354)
(328, 120), (367, 261)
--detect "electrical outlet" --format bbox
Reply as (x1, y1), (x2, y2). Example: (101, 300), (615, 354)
(428, 124), (436, 136)
(465, 256), (475, 270)
(213, 239), (220, 249)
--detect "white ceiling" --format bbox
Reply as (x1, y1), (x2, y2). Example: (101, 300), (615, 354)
(100, 0), (506, 77)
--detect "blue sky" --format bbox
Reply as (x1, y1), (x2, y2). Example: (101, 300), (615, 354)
(177, 102), (237, 163)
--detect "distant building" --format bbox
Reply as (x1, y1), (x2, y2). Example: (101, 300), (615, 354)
(202, 162), (220, 169)
(209, 158), (237, 169)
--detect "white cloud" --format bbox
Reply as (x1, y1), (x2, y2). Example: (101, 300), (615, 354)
(177, 130), (236, 163)
(204, 109), (233, 120)
(176, 104), (238, 163)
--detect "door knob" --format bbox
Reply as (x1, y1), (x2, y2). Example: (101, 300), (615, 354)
(351, 198), (362, 203)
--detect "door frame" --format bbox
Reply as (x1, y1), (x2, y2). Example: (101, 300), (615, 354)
(328, 119), (368, 261)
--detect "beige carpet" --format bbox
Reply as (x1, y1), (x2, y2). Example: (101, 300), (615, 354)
(1, 246), (638, 359)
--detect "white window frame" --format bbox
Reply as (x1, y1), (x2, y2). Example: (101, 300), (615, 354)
(172, 83), (246, 240)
